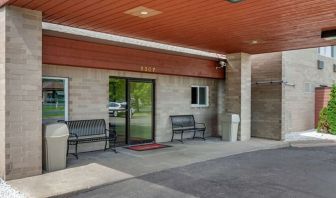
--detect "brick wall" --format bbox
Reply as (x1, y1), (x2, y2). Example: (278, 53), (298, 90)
(43, 64), (221, 150)
(315, 87), (331, 128)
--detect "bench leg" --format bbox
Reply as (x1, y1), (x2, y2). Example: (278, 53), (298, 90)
(113, 138), (117, 153)
(66, 142), (69, 157)
(104, 139), (107, 151)
(193, 130), (196, 139)
(75, 142), (78, 160)
(180, 131), (184, 143)
(202, 130), (206, 141)
(171, 131), (175, 142)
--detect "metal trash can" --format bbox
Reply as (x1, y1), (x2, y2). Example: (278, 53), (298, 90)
(222, 114), (240, 142)
(42, 123), (69, 172)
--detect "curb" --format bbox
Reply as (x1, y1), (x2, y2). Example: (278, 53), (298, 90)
(288, 140), (336, 148)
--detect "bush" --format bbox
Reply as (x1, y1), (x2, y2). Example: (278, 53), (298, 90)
(317, 107), (329, 133)
(326, 84), (336, 134)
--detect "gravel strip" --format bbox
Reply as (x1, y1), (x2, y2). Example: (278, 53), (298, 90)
(0, 179), (25, 198)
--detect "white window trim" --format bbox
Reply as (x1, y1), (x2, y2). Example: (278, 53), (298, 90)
(191, 85), (209, 108)
(42, 76), (69, 121)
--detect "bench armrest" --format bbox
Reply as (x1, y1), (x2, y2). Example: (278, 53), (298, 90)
(69, 132), (78, 139)
(196, 123), (206, 128)
(106, 129), (117, 138)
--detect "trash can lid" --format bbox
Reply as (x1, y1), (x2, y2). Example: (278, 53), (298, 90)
(224, 113), (240, 122)
(43, 123), (69, 137)
(231, 114), (240, 123)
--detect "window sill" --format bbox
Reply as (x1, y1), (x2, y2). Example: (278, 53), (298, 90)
(191, 105), (209, 108)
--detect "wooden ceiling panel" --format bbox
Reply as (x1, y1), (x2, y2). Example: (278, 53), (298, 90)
(1, 0), (336, 54)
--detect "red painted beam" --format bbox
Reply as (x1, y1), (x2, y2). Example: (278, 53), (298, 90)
(42, 36), (225, 79)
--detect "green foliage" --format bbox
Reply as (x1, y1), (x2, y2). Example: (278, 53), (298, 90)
(109, 78), (126, 102)
(109, 78), (153, 113)
(326, 84), (336, 134)
(129, 82), (152, 112)
(317, 107), (329, 133)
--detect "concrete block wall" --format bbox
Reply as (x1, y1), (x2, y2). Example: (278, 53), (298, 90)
(251, 52), (282, 140)
(42, 64), (220, 149)
(282, 48), (336, 133)
(42, 66), (109, 153)
(217, 80), (225, 136)
(224, 53), (251, 141)
(315, 87), (331, 128)
(252, 48), (336, 140)
(0, 7), (5, 179)
(0, 6), (42, 180)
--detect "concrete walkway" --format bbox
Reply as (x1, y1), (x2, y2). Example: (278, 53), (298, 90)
(285, 129), (336, 147)
(8, 138), (289, 198)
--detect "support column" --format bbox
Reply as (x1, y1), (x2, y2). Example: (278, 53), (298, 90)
(0, 6), (42, 180)
(224, 53), (251, 141)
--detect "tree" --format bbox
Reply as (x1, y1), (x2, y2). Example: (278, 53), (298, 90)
(326, 84), (336, 134)
(129, 83), (152, 112)
(317, 107), (329, 133)
(109, 79), (126, 102)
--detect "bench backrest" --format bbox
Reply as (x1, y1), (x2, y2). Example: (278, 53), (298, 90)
(170, 115), (195, 129)
(65, 119), (106, 136)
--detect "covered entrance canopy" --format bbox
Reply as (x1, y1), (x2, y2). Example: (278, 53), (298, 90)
(1, 0), (336, 54)
(0, 0), (335, 181)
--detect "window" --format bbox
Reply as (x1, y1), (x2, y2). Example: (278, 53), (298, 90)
(191, 86), (209, 107)
(318, 46), (336, 58)
(317, 60), (324, 70)
(42, 77), (69, 124)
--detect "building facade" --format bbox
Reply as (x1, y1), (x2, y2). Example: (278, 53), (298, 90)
(0, 1), (335, 181)
(252, 47), (336, 140)
(0, 6), (253, 180)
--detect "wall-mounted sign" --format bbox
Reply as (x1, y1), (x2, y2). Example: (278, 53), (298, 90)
(141, 66), (156, 73)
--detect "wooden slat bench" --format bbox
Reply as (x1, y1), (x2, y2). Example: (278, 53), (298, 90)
(65, 119), (117, 159)
(170, 115), (206, 143)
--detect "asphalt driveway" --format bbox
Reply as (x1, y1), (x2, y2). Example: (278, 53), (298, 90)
(71, 146), (336, 198)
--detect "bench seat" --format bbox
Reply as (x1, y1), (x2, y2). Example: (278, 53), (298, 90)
(170, 115), (206, 143)
(65, 119), (117, 159)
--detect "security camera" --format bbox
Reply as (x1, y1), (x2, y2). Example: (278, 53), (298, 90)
(216, 59), (228, 70)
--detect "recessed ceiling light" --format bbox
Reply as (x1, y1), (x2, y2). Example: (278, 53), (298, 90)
(244, 40), (263, 45)
(227, 0), (244, 3)
(124, 6), (162, 18)
(140, 11), (149, 15)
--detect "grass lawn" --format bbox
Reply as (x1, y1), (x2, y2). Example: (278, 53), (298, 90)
(112, 111), (152, 141)
(43, 104), (64, 118)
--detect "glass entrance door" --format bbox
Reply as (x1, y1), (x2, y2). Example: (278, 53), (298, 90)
(128, 80), (154, 144)
(109, 77), (154, 145)
(109, 78), (127, 146)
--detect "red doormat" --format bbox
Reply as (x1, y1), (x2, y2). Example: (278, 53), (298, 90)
(126, 143), (171, 151)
